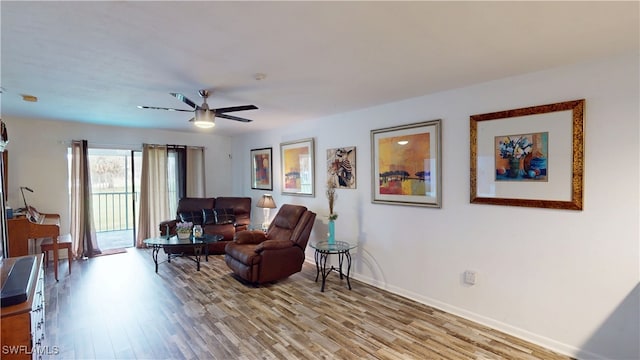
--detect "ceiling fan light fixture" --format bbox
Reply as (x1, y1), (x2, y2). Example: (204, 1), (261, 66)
(194, 120), (215, 128)
(193, 109), (215, 128)
(139, 90), (257, 127)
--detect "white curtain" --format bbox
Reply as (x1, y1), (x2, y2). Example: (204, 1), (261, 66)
(186, 146), (205, 197)
(136, 144), (170, 247)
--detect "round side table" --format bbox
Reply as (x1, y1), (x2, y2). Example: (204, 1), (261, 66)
(309, 240), (357, 292)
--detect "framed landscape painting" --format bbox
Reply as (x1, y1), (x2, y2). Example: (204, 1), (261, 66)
(371, 120), (442, 207)
(250, 147), (272, 190)
(470, 99), (584, 210)
(280, 138), (315, 197)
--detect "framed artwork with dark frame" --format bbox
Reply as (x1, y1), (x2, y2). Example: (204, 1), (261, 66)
(250, 147), (273, 191)
(280, 138), (315, 197)
(371, 119), (442, 208)
(470, 99), (584, 210)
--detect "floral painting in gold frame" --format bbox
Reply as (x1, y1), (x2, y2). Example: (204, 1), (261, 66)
(470, 99), (584, 210)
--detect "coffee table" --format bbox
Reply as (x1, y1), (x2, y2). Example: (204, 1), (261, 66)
(143, 234), (223, 273)
(309, 240), (357, 292)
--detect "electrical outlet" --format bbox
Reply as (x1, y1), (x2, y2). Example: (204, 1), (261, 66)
(464, 270), (477, 285)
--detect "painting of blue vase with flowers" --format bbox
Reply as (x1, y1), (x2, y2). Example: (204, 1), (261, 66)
(495, 132), (548, 181)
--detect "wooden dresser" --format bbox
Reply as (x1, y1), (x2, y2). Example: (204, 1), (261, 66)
(1, 255), (45, 360)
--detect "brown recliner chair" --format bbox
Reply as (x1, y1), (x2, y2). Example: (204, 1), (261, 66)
(224, 204), (316, 284)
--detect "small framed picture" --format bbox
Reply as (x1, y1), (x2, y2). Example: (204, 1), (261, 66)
(281, 138), (315, 197)
(327, 146), (356, 189)
(250, 147), (273, 191)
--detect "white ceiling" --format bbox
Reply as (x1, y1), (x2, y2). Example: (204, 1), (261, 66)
(1, 1), (638, 136)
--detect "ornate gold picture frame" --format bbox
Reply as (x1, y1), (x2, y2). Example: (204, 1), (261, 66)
(470, 99), (584, 210)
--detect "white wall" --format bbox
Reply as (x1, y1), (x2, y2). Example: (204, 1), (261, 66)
(231, 52), (640, 360)
(3, 52), (637, 359)
(2, 119), (233, 232)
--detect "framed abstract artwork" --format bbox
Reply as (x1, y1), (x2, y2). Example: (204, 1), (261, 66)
(470, 99), (584, 210)
(250, 147), (273, 190)
(327, 146), (356, 189)
(280, 138), (315, 197)
(371, 120), (442, 207)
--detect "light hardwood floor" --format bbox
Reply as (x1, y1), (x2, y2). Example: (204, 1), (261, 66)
(41, 248), (573, 360)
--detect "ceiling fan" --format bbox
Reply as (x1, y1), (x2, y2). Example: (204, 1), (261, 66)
(138, 90), (258, 128)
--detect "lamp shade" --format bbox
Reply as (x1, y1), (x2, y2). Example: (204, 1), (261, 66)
(257, 194), (276, 209)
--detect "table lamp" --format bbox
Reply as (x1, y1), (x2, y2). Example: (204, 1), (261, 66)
(257, 194), (276, 231)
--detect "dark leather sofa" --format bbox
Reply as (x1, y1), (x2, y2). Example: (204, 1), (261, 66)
(225, 204), (316, 284)
(159, 196), (251, 255)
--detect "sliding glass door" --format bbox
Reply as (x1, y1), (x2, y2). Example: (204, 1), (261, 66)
(86, 149), (141, 250)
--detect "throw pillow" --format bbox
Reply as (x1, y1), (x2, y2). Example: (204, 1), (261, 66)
(202, 209), (216, 225)
(178, 211), (203, 225)
(214, 208), (236, 225)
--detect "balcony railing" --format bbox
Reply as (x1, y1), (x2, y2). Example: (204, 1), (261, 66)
(92, 191), (137, 233)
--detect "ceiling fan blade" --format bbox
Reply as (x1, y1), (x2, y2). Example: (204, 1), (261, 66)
(214, 105), (258, 114)
(169, 92), (198, 109)
(138, 105), (193, 112)
(216, 113), (253, 123)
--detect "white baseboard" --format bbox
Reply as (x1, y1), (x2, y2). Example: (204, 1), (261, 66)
(312, 264), (604, 360)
